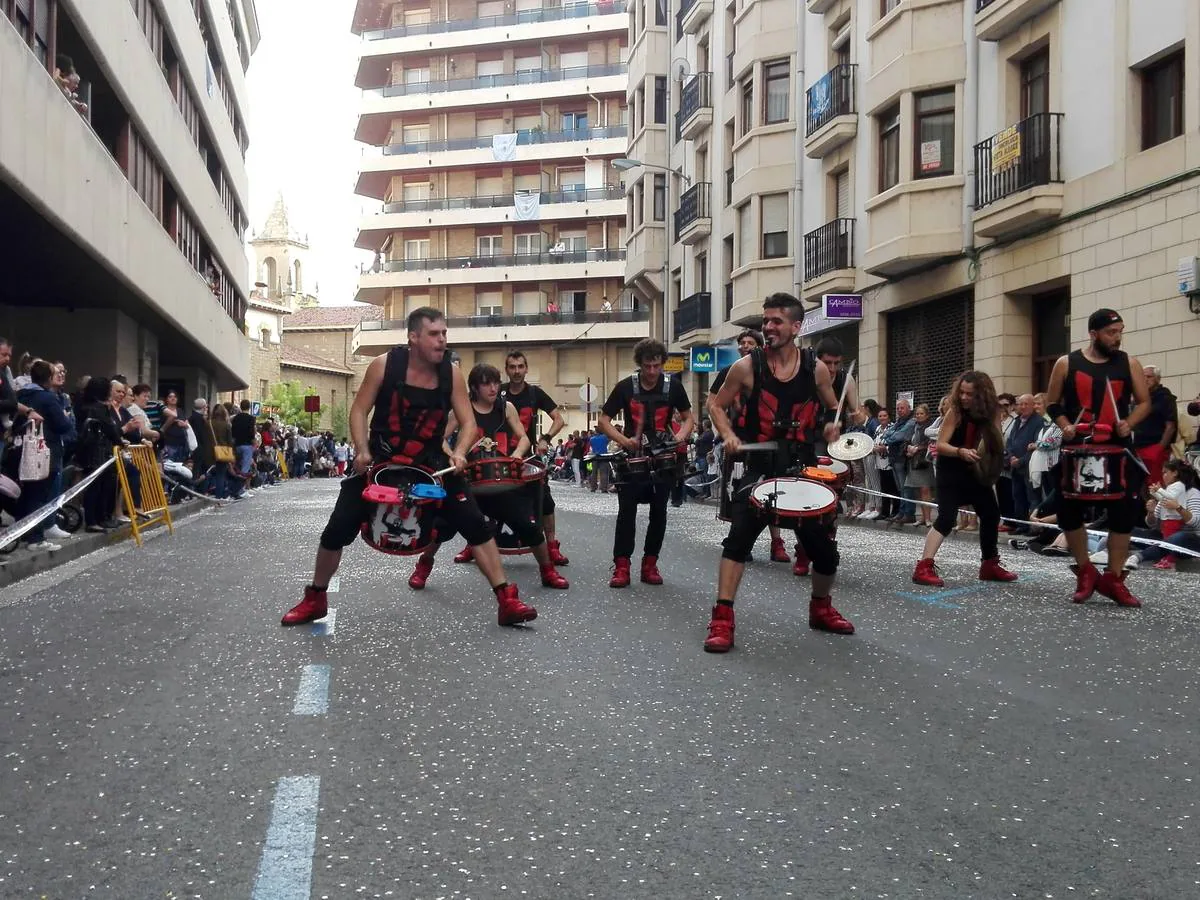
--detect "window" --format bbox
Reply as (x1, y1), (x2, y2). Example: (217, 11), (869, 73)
(634, 179), (644, 227)
(402, 123), (430, 144)
(559, 289), (588, 312)
(763, 60), (790, 125)
(654, 0), (666, 26)
(259, 379), (269, 399)
(880, 0), (900, 16)
(259, 328), (270, 349)
(653, 174), (666, 221)
(403, 181), (431, 202)
(515, 232), (542, 255)
(404, 238), (430, 259)
(1020, 49), (1049, 120)
(514, 289), (541, 315)
(476, 291), (503, 316)
(761, 194), (788, 259)
(877, 105), (900, 192)
(737, 203), (754, 266)
(914, 89), (955, 179)
(654, 76), (667, 124)
(695, 253), (708, 291)
(636, 85), (646, 128)
(562, 111), (589, 132)
(1141, 51), (1184, 150)
(740, 79), (753, 136)
(477, 235), (503, 256)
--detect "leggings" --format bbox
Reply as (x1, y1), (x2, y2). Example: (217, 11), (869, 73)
(932, 472), (1000, 560)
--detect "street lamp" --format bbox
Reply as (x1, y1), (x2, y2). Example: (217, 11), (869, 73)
(611, 158), (690, 346)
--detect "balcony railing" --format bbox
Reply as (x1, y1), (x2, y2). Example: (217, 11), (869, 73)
(805, 63), (856, 137)
(674, 291), (712, 340)
(381, 185), (624, 214)
(976, 0), (998, 9)
(973, 112), (1064, 209)
(803, 218), (855, 281)
(382, 125), (628, 156)
(366, 248), (626, 273)
(674, 72), (712, 140)
(360, 308), (650, 331)
(363, 0), (628, 39)
(674, 182), (712, 240)
(367, 63), (626, 98)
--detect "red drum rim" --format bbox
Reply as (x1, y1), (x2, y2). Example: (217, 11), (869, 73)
(749, 477), (839, 518)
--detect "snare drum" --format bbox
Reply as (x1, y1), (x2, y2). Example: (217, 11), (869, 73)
(749, 478), (839, 524)
(611, 454), (654, 485)
(520, 457), (548, 483)
(1059, 444), (1128, 502)
(816, 458), (850, 490)
(798, 466), (841, 488)
(466, 455), (525, 495)
(360, 464), (444, 556)
(649, 446), (684, 482)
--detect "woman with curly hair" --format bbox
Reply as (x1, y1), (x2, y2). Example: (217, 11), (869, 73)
(912, 370), (1017, 586)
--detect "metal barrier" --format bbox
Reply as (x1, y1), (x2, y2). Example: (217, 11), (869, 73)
(114, 445), (174, 546)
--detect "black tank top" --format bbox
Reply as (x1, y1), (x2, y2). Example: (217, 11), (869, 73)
(736, 348), (821, 444)
(937, 415), (982, 477)
(471, 399), (516, 457)
(368, 346), (454, 466)
(1062, 348), (1134, 441)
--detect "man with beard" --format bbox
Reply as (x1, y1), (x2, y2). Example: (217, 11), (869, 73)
(703, 293), (850, 654)
(452, 349), (572, 566)
(1043, 308), (1152, 608)
(279, 308), (538, 628)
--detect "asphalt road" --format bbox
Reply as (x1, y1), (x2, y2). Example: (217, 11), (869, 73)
(1, 478), (1197, 899)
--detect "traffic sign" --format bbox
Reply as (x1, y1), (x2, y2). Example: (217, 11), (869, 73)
(579, 383), (599, 403)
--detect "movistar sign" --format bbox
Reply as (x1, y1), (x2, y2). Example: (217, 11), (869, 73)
(690, 346), (716, 372)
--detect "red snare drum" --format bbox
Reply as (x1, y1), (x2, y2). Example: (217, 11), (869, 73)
(360, 464), (443, 556)
(749, 478), (839, 525)
(1060, 443), (1129, 502)
(466, 456), (525, 495)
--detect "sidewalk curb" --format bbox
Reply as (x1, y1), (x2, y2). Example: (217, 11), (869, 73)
(0, 499), (214, 590)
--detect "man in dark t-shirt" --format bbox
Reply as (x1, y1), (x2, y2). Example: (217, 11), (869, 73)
(599, 338), (695, 587)
(230, 399), (258, 485)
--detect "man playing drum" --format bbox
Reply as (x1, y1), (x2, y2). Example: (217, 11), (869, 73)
(703, 293), (852, 654)
(279, 308), (538, 628)
(1043, 308), (1152, 607)
(598, 338), (696, 588)
(407, 363), (569, 591)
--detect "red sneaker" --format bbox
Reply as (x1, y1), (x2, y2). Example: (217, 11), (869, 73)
(609, 556), (631, 588)
(912, 557), (944, 587)
(540, 562), (569, 589)
(281, 586), (327, 625)
(454, 544), (474, 563)
(998, 524), (1015, 533)
(770, 537), (790, 563)
(809, 596), (854, 634)
(703, 604), (735, 652)
(979, 557), (1017, 582)
(547, 539), (569, 566)
(1070, 563), (1099, 603)
(792, 544), (810, 576)
(408, 553), (435, 590)
(640, 555), (663, 585)
(1096, 570), (1141, 608)
(497, 584), (537, 625)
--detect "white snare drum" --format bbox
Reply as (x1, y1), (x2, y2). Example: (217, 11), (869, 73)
(749, 478), (839, 524)
(1059, 444), (1128, 502)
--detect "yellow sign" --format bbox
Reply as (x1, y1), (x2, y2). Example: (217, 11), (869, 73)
(663, 353), (687, 374)
(992, 125), (1022, 173)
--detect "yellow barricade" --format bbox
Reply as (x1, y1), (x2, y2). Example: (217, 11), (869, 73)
(278, 451), (289, 480)
(114, 445), (175, 546)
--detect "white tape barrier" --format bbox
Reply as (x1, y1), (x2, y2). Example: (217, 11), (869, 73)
(0, 457), (116, 549)
(843, 483), (1200, 559)
(159, 470), (230, 505)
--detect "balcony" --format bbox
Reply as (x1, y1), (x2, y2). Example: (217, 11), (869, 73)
(366, 63), (626, 100)
(806, 0), (840, 12)
(358, 187), (625, 244)
(677, 0), (713, 35)
(973, 113), (1064, 239)
(382, 125), (627, 157)
(861, 176), (965, 277)
(675, 73), (713, 142)
(802, 219), (856, 304)
(356, 248), (627, 300)
(975, 0), (1060, 42)
(805, 64), (857, 159)
(353, 307), (651, 353)
(673, 291), (712, 343)
(674, 182), (712, 245)
(361, 0), (627, 39)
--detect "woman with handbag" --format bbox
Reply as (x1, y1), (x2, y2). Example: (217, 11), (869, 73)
(77, 377), (125, 532)
(209, 404), (237, 499)
(15, 360), (76, 550)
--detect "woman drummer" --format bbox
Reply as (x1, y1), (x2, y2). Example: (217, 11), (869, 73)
(911, 371), (1018, 587)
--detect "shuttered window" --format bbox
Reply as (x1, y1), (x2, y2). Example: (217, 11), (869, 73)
(886, 294), (974, 411)
(761, 194), (789, 259)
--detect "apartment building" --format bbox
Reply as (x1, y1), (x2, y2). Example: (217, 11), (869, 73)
(0, 0), (260, 400)
(627, 0), (1200, 410)
(348, 0), (649, 430)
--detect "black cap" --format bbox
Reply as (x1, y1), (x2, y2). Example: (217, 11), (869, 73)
(1087, 308), (1123, 332)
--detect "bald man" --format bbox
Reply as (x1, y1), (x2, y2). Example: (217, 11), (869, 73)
(1004, 393), (1044, 531)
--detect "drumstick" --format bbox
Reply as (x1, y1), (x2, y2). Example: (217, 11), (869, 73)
(431, 464), (459, 478)
(832, 360), (855, 426)
(1105, 377), (1120, 428)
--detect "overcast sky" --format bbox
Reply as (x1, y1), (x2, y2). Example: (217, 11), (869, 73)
(244, 0), (371, 306)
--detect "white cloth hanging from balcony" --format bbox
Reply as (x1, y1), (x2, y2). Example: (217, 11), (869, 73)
(513, 191), (540, 221)
(491, 132), (518, 161)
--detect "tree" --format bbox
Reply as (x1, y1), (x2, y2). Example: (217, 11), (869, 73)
(329, 400), (349, 441)
(265, 379), (316, 427)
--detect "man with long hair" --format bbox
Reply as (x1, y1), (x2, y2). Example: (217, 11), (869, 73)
(1042, 309), (1151, 607)
(911, 371), (1017, 586)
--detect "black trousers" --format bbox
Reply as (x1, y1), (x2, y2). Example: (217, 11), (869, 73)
(721, 489), (839, 575)
(83, 466), (117, 526)
(932, 472), (1000, 560)
(613, 481), (669, 559)
(441, 488), (545, 549)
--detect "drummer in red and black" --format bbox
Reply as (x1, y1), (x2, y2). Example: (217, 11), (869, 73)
(1043, 308), (1152, 607)
(407, 363), (568, 591)
(598, 338), (695, 588)
(279, 308), (538, 628)
(499, 350), (569, 565)
(703, 292), (853, 654)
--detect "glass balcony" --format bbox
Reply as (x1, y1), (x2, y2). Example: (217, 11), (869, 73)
(365, 63), (626, 98)
(363, 0), (628, 40)
(382, 125), (628, 156)
(370, 248), (626, 273)
(382, 185), (624, 214)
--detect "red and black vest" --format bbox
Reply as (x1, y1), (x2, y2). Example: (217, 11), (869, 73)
(1062, 349), (1134, 441)
(368, 346), (454, 466)
(470, 398), (516, 457)
(623, 373), (674, 439)
(736, 348), (821, 444)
